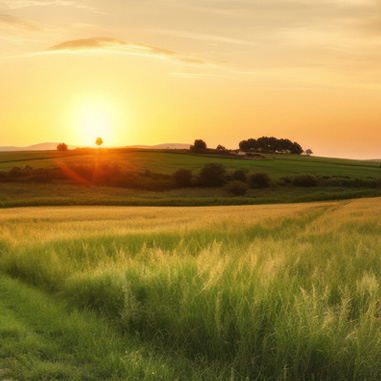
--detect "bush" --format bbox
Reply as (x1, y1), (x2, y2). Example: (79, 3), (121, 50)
(231, 169), (247, 182)
(292, 175), (319, 187)
(225, 180), (248, 196)
(248, 173), (271, 188)
(173, 169), (192, 187)
(198, 163), (226, 187)
(57, 143), (68, 151)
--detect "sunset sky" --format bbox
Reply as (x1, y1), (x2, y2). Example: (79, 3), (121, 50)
(0, 0), (380, 158)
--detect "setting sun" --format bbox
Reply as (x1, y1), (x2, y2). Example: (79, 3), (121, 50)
(66, 94), (124, 147)
(80, 106), (110, 146)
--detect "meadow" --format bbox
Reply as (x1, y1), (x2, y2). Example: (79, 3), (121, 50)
(1, 198), (380, 379)
(1, 149), (381, 207)
(0, 149), (380, 178)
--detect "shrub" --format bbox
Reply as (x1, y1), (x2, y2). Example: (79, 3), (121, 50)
(225, 180), (248, 196)
(57, 143), (68, 151)
(292, 175), (319, 187)
(231, 169), (247, 182)
(198, 163), (227, 187)
(173, 169), (193, 187)
(248, 173), (271, 188)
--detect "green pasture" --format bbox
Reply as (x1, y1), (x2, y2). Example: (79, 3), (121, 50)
(0, 149), (380, 178)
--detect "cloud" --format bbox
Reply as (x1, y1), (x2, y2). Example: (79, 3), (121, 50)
(0, 0), (90, 9)
(0, 13), (45, 30)
(38, 36), (216, 66)
(0, 13), (53, 42)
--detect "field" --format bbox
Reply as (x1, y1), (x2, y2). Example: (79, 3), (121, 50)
(0, 149), (380, 177)
(1, 198), (381, 379)
(1, 149), (381, 207)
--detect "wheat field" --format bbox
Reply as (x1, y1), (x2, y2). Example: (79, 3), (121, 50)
(1, 198), (380, 379)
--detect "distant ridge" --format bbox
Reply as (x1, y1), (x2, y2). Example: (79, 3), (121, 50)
(0, 142), (79, 152)
(0, 142), (190, 152)
(125, 143), (191, 150)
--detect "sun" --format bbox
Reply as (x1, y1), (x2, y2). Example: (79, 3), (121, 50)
(80, 105), (111, 145)
(67, 94), (123, 147)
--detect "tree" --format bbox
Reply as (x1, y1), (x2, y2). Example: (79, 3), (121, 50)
(305, 149), (313, 156)
(95, 137), (103, 148)
(216, 144), (227, 151)
(57, 143), (68, 151)
(190, 139), (207, 152)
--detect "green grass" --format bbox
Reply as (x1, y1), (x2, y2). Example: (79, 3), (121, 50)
(1, 199), (381, 379)
(1, 148), (381, 178)
(0, 149), (381, 208)
(1, 182), (380, 208)
(0, 274), (224, 380)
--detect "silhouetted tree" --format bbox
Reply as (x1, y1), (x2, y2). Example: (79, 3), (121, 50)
(239, 136), (304, 154)
(190, 139), (207, 152)
(216, 144), (227, 151)
(95, 137), (103, 147)
(305, 149), (313, 156)
(56, 143), (68, 151)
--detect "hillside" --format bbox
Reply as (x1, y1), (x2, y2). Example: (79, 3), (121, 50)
(0, 148), (380, 178)
(0, 149), (380, 208)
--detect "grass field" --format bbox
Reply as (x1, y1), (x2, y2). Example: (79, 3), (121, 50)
(1, 149), (381, 178)
(1, 149), (381, 208)
(1, 198), (380, 379)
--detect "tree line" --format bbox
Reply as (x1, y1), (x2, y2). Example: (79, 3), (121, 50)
(189, 136), (308, 155)
(238, 136), (303, 154)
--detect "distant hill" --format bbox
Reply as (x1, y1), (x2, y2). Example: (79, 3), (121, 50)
(0, 142), (190, 152)
(0, 142), (79, 152)
(125, 143), (191, 150)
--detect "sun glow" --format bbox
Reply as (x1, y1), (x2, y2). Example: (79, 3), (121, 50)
(67, 94), (124, 147)
(80, 106), (111, 145)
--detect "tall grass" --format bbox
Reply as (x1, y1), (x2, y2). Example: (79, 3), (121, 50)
(1, 199), (381, 379)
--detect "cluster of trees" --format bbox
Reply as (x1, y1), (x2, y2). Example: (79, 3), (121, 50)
(172, 164), (272, 195)
(189, 137), (309, 156)
(239, 137), (303, 154)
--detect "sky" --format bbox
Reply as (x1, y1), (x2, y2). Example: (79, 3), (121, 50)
(0, 0), (380, 158)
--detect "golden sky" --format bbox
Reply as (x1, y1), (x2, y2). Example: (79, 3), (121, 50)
(0, 0), (380, 158)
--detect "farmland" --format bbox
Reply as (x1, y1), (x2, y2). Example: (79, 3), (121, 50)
(0, 149), (380, 178)
(0, 149), (380, 207)
(0, 198), (381, 379)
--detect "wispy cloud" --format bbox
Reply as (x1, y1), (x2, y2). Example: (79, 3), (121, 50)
(35, 36), (219, 66)
(0, 13), (45, 30)
(0, 0), (100, 13)
(0, 13), (53, 42)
